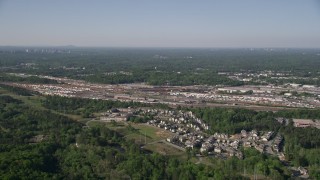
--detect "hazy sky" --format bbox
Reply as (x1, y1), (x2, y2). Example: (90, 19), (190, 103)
(0, 0), (320, 48)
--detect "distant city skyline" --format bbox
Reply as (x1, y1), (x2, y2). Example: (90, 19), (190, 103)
(0, 0), (320, 48)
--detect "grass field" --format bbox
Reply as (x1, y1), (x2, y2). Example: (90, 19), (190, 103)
(88, 120), (186, 156)
(130, 123), (173, 141)
(94, 121), (174, 141)
(143, 141), (185, 156)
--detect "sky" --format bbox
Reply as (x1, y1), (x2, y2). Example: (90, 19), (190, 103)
(0, 0), (320, 48)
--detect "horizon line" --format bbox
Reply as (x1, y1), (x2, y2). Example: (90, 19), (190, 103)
(1, 45), (320, 49)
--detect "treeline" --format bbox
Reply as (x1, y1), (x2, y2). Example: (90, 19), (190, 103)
(0, 84), (37, 96)
(42, 96), (143, 117)
(146, 71), (243, 86)
(0, 73), (59, 84)
(81, 71), (242, 86)
(275, 109), (320, 119)
(42, 95), (169, 118)
(190, 107), (320, 134)
(191, 107), (277, 134)
(269, 78), (320, 86)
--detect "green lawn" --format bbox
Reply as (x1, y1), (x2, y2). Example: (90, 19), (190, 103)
(130, 123), (173, 141)
(144, 142), (185, 156)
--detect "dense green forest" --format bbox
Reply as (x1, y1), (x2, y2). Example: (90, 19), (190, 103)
(0, 94), (297, 179)
(1, 47), (320, 85)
